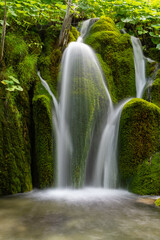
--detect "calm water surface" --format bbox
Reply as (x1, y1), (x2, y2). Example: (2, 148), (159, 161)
(0, 188), (160, 240)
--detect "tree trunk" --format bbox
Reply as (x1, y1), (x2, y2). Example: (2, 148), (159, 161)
(59, 0), (72, 48)
(0, 0), (7, 62)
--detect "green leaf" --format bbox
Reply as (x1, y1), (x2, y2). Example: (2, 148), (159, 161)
(116, 22), (125, 29)
(1, 80), (14, 85)
(0, 20), (10, 26)
(151, 37), (160, 44)
(6, 86), (17, 91)
(156, 44), (160, 50)
(151, 24), (160, 29)
(14, 86), (23, 91)
(8, 76), (20, 84)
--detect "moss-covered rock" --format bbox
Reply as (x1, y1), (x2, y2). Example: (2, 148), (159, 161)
(130, 153), (160, 195)
(155, 198), (160, 207)
(33, 94), (55, 188)
(0, 93), (32, 195)
(119, 98), (160, 193)
(85, 17), (136, 103)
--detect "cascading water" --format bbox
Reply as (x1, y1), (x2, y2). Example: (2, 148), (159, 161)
(58, 19), (112, 187)
(93, 99), (131, 188)
(37, 19), (149, 189)
(131, 36), (146, 98)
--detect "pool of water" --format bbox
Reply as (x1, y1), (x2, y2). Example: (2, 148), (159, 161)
(0, 188), (160, 240)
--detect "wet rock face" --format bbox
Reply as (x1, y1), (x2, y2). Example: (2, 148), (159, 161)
(85, 17), (136, 103)
(119, 98), (160, 194)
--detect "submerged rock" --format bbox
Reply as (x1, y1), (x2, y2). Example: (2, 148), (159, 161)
(85, 17), (136, 103)
(119, 98), (160, 194)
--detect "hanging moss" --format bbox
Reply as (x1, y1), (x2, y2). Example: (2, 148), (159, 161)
(85, 17), (136, 103)
(4, 33), (28, 66)
(129, 153), (160, 195)
(119, 98), (160, 191)
(33, 94), (55, 188)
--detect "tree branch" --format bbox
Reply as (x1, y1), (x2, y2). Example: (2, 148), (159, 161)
(0, 0), (7, 62)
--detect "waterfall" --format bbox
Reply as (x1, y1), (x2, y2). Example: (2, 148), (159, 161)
(58, 21), (113, 187)
(131, 36), (146, 98)
(37, 19), (149, 190)
(37, 71), (59, 118)
(93, 99), (131, 188)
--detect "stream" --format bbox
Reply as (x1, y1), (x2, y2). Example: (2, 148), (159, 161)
(0, 189), (160, 240)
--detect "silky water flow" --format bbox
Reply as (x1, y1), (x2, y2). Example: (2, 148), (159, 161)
(38, 19), (147, 189)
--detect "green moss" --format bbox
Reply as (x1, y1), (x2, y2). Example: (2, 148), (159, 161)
(130, 153), (160, 195)
(18, 54), (38, 90)
(119, 98), (160, 191)
(5, 33), (28, 66)
(69, 26), (79, 42)
(146, 61), (157, 79)
(38, 39), (62, 96)
(90, 17), (120, 34)
(147, 48), (160, 62)
(24, 32), (43, 55)
(155, 198), (160, 207)
(33, 94), (55, 188)
(85, 17), (136, 103)
(150, 78), (160, 108)
(0, 95), (32, 195)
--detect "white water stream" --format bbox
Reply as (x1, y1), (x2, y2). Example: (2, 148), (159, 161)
(37, 19), (148, 189)
(131, 36), (146, 98)
(57, 19), (112, 187)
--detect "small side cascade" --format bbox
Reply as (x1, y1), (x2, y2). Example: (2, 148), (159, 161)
(37, 71), (59, 118)
(77, 18), (99, 43)
(93, 99), (131, 188)
(131, 36), (146, 98)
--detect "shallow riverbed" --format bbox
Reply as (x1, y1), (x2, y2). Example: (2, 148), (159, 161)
(0, 188), (160, 240)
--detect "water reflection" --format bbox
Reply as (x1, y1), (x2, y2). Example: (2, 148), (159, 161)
(0, 189), (160, 240)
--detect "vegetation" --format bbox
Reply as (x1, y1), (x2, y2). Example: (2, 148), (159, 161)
(0, 0), (160, 195)
(119, 99), (160, 194)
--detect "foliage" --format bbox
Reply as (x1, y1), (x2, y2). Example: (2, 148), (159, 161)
(1, 75), (23, 91)
(72, 0), (160, 50)
(0, 0), (65, 32)
(0, 0), (159, 51)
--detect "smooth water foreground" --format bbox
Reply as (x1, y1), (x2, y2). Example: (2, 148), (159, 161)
(0, 189), (160, 240)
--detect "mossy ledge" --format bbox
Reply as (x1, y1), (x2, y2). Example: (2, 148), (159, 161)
(85, 17), (136, 103)
(119, 98), (160, 194)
